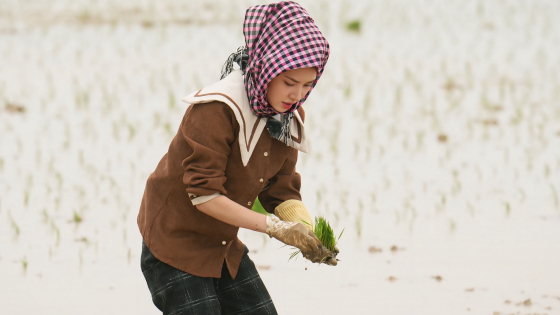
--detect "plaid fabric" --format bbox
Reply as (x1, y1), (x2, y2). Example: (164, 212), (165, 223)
(141, 242), (277, 315)
(243, 1), (330, 118)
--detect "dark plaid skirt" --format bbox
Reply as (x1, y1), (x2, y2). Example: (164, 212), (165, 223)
(141, 241), (277, 315)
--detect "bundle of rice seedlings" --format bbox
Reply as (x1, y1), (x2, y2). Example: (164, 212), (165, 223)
(289, 216), (343, 264)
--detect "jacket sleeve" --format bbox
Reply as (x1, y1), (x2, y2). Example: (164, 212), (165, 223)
(181, 101), (238, 199)
(258, 148), (302, 214)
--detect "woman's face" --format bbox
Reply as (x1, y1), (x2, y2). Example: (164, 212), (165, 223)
(266, 67), (317, 113)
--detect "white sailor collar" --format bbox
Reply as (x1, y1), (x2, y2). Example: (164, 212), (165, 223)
(182, 70), (307, 167)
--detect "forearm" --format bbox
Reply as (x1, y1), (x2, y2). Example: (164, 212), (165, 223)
(196, 195), (268, 233)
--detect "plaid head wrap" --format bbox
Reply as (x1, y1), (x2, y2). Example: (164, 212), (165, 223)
(221, 1), (330, 145)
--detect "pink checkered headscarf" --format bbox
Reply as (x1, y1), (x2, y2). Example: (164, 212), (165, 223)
(242, 1), (330, 118)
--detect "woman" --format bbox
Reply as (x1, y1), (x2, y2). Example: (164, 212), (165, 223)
(137, 2), (335, 314)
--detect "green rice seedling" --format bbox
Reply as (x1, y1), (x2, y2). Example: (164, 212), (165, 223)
(128, 123), (136, 141)
(168, 91), (176, 110)
(346, 20), (361, 33)
(289, 216), (344, 263)
(24, 190), (30, 207)
(504, 201), (511, 216)
(50, 221), (60, 246)
(10, 216), (20, 236)
(354, 214), (362, 238)
(312, 216), (340, 252)
(164, 122), (173, 136)
(73, 211), (83, 224)
(21, 257), (28, 274)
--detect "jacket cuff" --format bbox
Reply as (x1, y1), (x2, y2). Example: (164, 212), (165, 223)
(189, 193), (222, 205)
(274, 200), (314, 230)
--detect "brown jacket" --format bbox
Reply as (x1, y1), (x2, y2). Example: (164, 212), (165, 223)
(137, 101), (305, 279)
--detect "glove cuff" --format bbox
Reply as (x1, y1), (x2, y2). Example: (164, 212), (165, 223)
(274, 200), (314, 231)
(265, 215), (276, 238)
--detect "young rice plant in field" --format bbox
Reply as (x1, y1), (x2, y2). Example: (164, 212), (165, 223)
(289, 216), (344, 263)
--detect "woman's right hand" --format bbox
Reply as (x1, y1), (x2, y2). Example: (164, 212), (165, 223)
(265, 216), (322, 253)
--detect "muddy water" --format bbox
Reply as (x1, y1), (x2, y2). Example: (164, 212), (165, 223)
(1, 0), (559, 314)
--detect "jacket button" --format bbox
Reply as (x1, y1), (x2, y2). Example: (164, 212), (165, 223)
(264, 152), (268, 156)
(222, 241), (226, 245)
(248, 201), (252, 206)
(259, 178), (264, 183)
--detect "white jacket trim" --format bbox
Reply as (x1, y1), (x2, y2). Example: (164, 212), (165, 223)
(181, 70), (307, 167)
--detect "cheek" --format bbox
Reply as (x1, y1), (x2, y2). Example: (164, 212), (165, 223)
(266, 83), (281, 102)
(266, 87), (274, 103)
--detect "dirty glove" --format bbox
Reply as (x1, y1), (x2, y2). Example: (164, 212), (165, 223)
(302, 245), (339, 266)
(274, 200), (314, 231)
(274, 201), (340, 266)
(266, 216), (321, 253)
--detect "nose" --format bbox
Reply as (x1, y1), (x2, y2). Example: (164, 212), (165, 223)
(289, 87), (304, 102)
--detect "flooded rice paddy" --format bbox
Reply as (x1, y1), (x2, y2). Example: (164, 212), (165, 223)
(1, 0), (560, 314)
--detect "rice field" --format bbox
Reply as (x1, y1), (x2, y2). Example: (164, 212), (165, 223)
(1, 0), (560, 314)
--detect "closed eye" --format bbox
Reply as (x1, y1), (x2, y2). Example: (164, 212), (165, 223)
(285, 81), (312, 88)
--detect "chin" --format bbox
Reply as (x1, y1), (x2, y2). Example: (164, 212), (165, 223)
(273, 106), (288, 113)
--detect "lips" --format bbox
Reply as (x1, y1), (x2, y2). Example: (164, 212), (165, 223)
(282, 102), (293, 109)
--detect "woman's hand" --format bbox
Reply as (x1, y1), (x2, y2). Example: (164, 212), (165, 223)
(265, 216), (322, 253)
(301, 246), (338, 266)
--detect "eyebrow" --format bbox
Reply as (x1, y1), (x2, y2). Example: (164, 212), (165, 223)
(284, 75), (316, 84)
